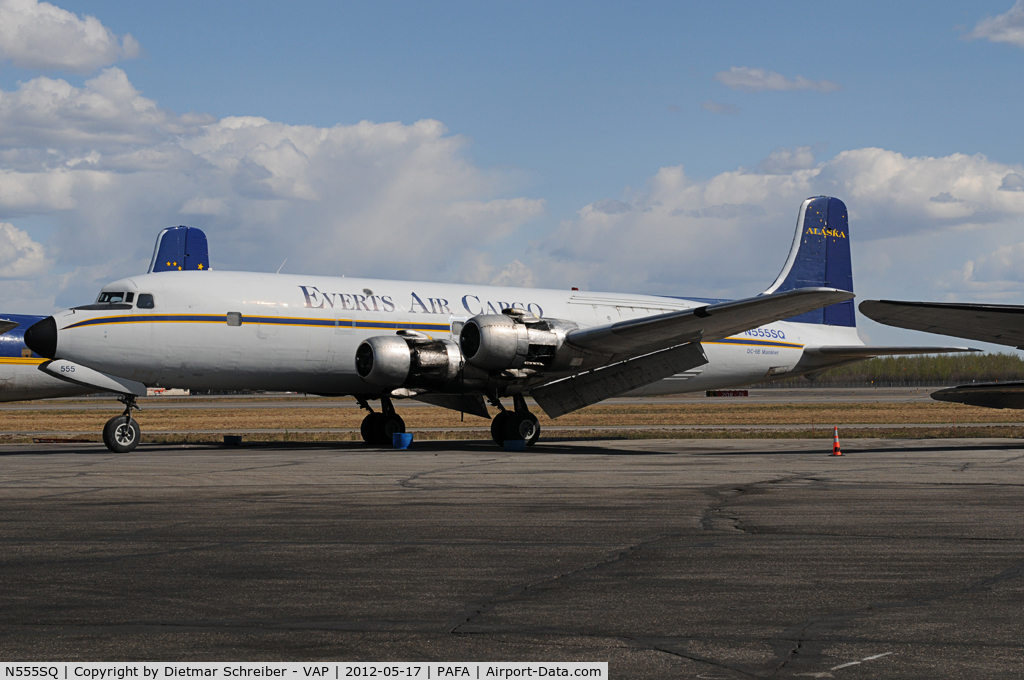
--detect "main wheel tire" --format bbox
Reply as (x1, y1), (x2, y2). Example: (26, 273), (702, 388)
(102, 416), (140, 453)
(360, 413), (382, 444)
(505, 412), (540, 444)
(374, 413), (406, 445)
(525, 414), (541, 447)
(490, 411), (509, 446)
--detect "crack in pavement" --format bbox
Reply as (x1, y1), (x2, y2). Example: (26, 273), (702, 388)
(637, 637), (762, 678)
(447, 536), (650, 634)
(448, 472), (811, 673)
(399, 457), (505, 489)
(701, 475), (821, 535)
(767, 558), (1024, 676)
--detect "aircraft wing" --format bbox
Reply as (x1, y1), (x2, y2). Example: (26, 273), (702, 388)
(529, 287), (852, 418)
(931, 382), (1024, 409)
(859, 300), (1024, 348)
(0, 319), (19, 336)
(565, 287), (854, 356)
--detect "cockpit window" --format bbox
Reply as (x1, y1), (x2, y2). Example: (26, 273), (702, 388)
(137, 294), (155, 309)
(125, 292), (135, 303)
(97, 292), (125, 304)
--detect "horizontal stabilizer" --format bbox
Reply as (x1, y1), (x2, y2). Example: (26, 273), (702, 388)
(931, 382), (1024, 409)
(531, 342), (708, 418)
(149, 226), (210, 273)
(40, 360), (147, 396)
(802, 345), (977, 358)
(567, 287), (853, 357)
(860, 300), (1024, 348)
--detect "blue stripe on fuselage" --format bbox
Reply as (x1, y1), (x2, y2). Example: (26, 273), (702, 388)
(61, 314), (452, 333)
(707, 337), (803, 350)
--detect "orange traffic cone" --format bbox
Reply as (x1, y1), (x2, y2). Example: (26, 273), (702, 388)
(831, 427), (842, 456)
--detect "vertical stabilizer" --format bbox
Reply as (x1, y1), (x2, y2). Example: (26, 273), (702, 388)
(763, 196), (854, 326)
(148, 226), (210, 273)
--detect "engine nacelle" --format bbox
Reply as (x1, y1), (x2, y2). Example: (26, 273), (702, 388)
(460, 310), (579, 372)
(356, 332), (462, 390)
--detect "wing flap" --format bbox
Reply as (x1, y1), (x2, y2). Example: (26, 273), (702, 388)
(413, 393), (490, 419)
(859, 300), (1024, 348)
(531, 342), (708, 418)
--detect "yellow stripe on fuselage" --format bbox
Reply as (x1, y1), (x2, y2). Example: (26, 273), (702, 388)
(705, 337), (805, 350)
(0, 357), (46, 365)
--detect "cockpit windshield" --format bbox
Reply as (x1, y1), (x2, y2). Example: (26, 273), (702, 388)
(73, 290), (135, 311)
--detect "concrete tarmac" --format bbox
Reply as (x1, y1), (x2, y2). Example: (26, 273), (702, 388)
(1, 437), (1022, 678)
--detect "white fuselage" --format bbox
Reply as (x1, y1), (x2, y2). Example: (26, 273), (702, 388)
(49, 270), (862, 400)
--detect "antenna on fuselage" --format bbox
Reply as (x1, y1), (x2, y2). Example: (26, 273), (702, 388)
(276, 258), (287, 274)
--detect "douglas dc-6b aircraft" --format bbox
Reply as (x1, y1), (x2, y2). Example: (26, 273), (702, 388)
(19, 196), (968, 452)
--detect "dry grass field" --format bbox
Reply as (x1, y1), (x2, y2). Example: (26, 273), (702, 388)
(4, 395), (1024, 443)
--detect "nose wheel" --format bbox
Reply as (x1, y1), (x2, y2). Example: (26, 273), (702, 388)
(102, 395), (141, 453)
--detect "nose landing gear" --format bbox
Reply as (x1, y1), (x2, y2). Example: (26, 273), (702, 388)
(489, 394), (540, 447)
(357, 395), (406, 446)
(102, 395), (141, 453)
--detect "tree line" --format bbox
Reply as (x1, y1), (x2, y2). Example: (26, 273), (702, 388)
(760, 352), (1024, 387)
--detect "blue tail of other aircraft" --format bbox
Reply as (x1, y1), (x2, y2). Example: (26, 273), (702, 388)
(0, 313), (47, 359)
(764, 196), (855, 326)
(148, 226), (210, 273)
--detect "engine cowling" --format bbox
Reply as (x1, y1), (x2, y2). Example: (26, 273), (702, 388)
(459, 310), (579, 372)
(356, 332), (462, 390)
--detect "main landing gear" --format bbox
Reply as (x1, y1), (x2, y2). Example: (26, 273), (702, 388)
(489, 394), (540, 447)
(358, 395), (406, 446)
(103, 394), (141, 453)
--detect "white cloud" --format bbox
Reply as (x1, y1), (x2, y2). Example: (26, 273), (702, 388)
(0, 0), (139, 73)
(0, 68), (208, 161)
(0, 221), (49, 277)
(490, 260), (535, 288)
(963, 241), (1024, 290)
(715, 67), (840, 93)
(1000, 172), (1024, 191)
(757, 146), (817, 174)
(535, 148), (1024, 301)
(0, 70), (546, 307)
(3, 64), (1024, 319)
(699, 99), (739, 115)
(968, 1), (1024, 48)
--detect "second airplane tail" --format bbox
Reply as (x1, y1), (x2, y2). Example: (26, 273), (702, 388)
(148, 226), (210, 273)
(763, 196), (854, 327)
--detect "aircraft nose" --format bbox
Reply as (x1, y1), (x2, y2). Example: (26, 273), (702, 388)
(24, 316), (57, 359)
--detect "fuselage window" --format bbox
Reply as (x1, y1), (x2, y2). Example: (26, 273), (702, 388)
(97, 292), (125, 304)
(137, 294), (155, 309)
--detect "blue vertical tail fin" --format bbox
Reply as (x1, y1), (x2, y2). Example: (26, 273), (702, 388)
(763, 196), (854, 326)
(148, 226), (210, 273)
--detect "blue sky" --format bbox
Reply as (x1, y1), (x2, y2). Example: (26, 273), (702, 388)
(37, 1), (1022, 211)
(2, 1), (1024, 350)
